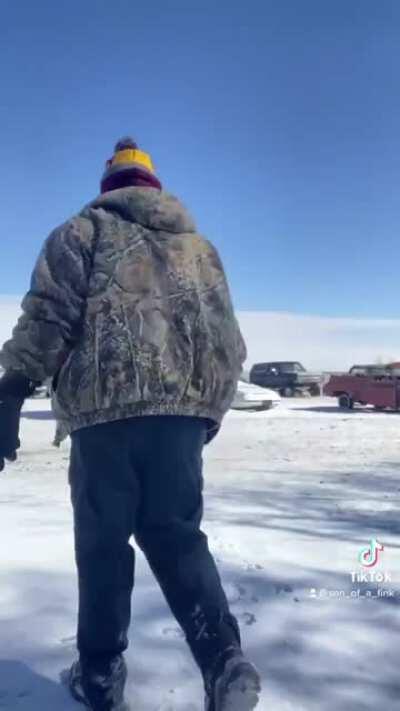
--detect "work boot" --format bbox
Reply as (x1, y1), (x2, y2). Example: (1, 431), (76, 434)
(204, 648), (261, 711)
(68, 654), (128, 711)
(186, 606), (261, 711)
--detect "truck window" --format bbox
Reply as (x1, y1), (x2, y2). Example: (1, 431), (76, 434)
(280, 363), (305, 373)
(252, 364), (268, 374)
(350, 367), (365, 376)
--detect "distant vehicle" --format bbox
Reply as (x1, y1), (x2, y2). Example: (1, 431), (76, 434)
(324, 367), (400, 410)
(249, 361), (322, 397)
(231, 380), (281, 411)
(29, 378), (52, 399)
(349, 364), (392, 377)
(32, 381), (52, 399)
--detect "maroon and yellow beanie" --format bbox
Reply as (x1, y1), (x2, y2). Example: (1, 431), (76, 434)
(101, 137), (162, 194)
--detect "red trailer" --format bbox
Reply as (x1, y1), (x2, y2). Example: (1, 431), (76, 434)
(324, 367), (400, 411)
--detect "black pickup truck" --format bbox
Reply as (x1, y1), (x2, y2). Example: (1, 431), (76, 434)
(249, 361), (322, 397)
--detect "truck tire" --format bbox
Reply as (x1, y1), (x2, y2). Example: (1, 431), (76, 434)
(338, 393), (353, 410)
(282, 387), (294, 397)
(309, 384), (320, 397)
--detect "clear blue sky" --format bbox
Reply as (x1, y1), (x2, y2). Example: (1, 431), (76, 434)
(1, 0), (399, 317)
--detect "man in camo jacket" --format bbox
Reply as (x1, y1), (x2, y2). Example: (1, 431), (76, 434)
(0, 138), (260, 711)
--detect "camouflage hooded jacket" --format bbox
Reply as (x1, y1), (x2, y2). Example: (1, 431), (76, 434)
(0, 188), (246, 436)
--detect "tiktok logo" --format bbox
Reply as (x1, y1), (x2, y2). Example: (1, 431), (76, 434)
(358, 539), (384, 568)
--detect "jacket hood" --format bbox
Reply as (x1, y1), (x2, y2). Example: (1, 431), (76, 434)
(85, 187), (196, 234)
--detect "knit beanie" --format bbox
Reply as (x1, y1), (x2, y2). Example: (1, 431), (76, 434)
(101, 137), (162, 194)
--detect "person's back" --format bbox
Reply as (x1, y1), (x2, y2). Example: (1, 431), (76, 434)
(0, 138), (260, 711)
(48, 186), (245, 435)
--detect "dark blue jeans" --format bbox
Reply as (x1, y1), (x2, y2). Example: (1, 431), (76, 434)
(69, 416), (238, 672)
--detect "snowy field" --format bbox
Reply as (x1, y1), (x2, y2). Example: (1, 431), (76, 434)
(0, 397), (399, 711)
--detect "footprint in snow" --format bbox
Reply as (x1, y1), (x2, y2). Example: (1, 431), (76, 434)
(274, 583), (293, 595)
(162, 627), (184, 639)
(0, 689), (31, 703)
(239, 612), (257, 626)
(60, 635), (76, 650)
(228, 582), (260, 604)
(237, 584), (247, 599)
(156, 704), (197, 711)
(245, 563), (264, 571)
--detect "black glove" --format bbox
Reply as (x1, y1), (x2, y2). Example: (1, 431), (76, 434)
(0, 396), (24, 471)
(0, 372), (38, 473)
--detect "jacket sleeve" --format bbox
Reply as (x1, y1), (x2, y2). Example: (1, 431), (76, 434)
(0, 217), (95, 383)
(200, 239), (247, 372)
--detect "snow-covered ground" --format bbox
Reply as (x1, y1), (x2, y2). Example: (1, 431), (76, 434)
(0, 397), (399, 710)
